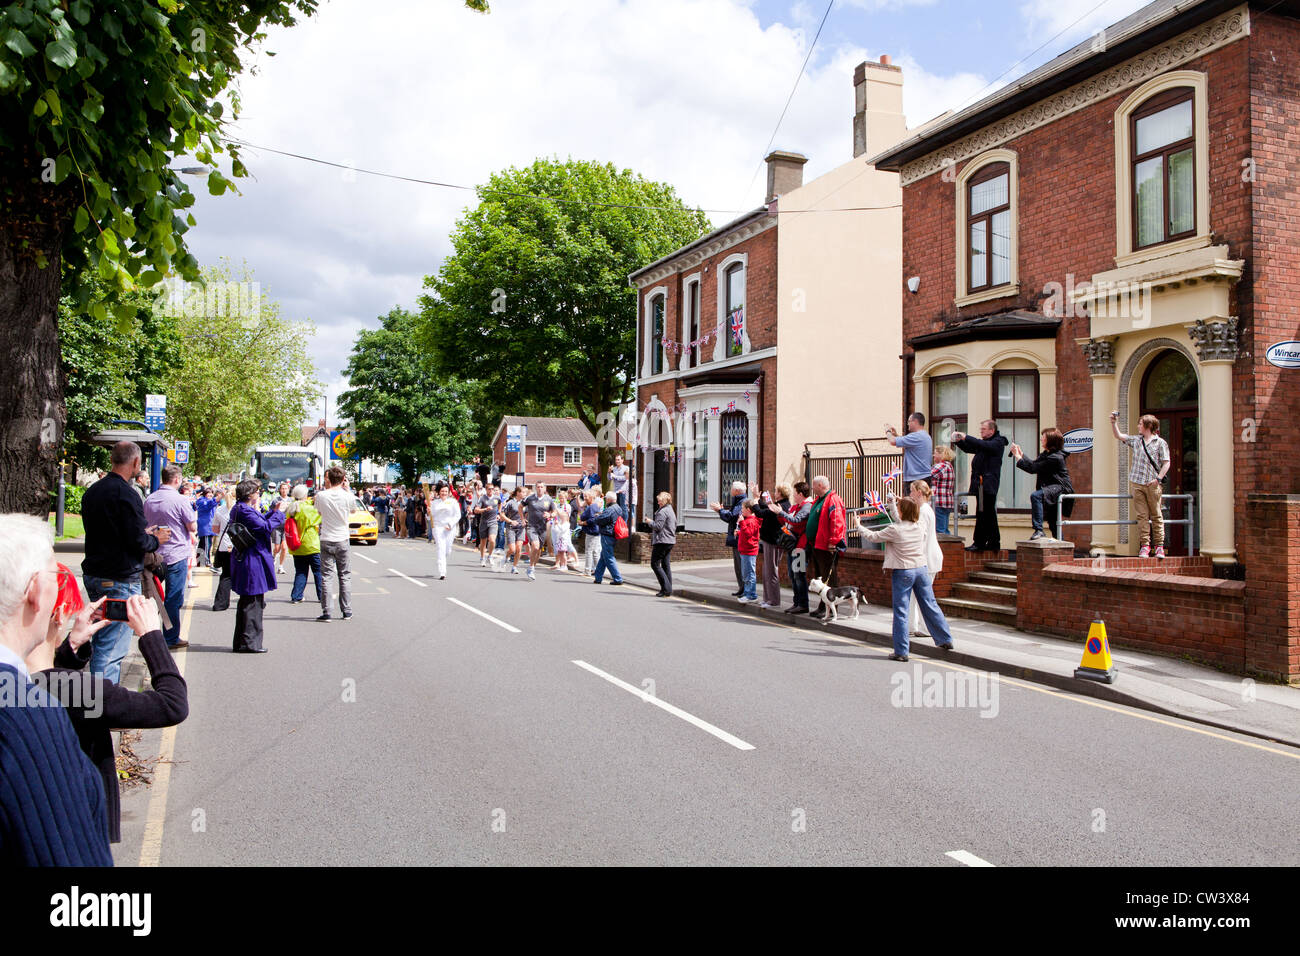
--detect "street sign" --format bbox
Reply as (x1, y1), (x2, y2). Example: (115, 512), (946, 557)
(145, 394), (166, 431)
(174, 441), (190, 464)
(506, 424), (522, 453)
(166, 448), (175, 463)
(844, 460), (854, 480)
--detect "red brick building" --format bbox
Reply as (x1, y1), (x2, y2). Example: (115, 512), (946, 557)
(489, 416), (598, 489)
(871, 0), (1300, 567)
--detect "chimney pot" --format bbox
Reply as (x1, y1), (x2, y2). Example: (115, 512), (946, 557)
(879, 54), (890, 66)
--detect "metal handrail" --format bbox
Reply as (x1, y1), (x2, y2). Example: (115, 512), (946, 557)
(1057, 492), (1195, 554)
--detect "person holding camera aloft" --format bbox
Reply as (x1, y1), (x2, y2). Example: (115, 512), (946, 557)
(229, 479), (287, 652)
(951, 420), (1009, 552)
(1111, 411), (1170, 559)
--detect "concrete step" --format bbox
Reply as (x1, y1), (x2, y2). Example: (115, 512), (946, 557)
(938, 597), (1018, 626)
(983, 561), (1017, 573)
(951, 582), (1018, 608)
(969, 570), (1017, 586)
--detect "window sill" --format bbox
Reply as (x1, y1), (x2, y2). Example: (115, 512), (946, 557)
(1113, 233), (1211, 269)
(954, 282), (1019, 309)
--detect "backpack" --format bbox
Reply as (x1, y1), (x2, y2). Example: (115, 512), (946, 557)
(284, 516), (301, 550)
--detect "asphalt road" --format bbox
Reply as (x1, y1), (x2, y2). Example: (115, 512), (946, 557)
(115, 535), (1300, 866)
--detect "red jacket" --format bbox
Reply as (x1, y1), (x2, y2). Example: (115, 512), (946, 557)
(812, 491), (846, 551)
(736, 514), (760, 556)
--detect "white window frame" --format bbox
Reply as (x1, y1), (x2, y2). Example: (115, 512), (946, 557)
(563, 446), (581, 467)
(954, 148), (1020, 309)
(714, 253), (751, 361)
(640, 285), (670, 378)
(535, 446), (546, 465)
(681, 272), (702, 369)
(1113, 70), (1211, 268)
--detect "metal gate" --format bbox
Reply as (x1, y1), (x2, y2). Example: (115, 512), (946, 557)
(803, 438), (903, 510)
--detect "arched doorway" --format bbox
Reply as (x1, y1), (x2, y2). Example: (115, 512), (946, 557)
(1140, 349), (1198, 554)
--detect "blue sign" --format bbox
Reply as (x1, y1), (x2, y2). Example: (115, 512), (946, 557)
(174, 441), (190, 464)
(506, 424), (522, 453)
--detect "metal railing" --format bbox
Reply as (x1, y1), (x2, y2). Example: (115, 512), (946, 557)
(1057, 493), (1195, 555)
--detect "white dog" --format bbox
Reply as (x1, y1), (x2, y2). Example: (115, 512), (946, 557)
(806, 577), (861, 624)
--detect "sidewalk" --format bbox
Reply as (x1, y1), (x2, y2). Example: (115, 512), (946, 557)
(607, 557), (1300, 749)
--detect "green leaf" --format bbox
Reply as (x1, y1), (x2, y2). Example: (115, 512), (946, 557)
(43, 89), (62, 120)
(0, 60), (18, 92)
(206, 171), (226, 196)
(54, 154), (71, 183)
(45, 38), (77, 70)
(5, 28), (38, 58)
(32, 96), (47, 117)
(69, 0), (92, 26)
(90, 302), (107, 322)
(80, 97), (103, 122)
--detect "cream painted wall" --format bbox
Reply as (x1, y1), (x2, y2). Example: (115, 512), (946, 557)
(775, 157), (903, 487)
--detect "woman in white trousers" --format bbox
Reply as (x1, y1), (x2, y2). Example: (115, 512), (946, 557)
(430, 483), (462, 580)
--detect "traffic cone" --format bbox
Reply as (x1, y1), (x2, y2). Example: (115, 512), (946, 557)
(1074, 620), (1118, 684)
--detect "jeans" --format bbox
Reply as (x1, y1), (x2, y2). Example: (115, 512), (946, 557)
(738, 553), (757, 600)
(291, 553), (323, 602)
(650, 543), (673, 594)
(788, 551), (809, 609)
(160, 559), (189, 645)
(84, 575), (142, 684)
(890, 567), (954, 657)
(584, 533), (600, 574)
(320, 540), (352, 616)
(593, 535), (622, 584)
(934, 507), (952, 535)
(496, 522), (505, 551)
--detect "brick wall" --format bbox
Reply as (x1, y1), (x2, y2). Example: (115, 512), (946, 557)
(1239, 494), (1300, 682)
(577, 530), (734, 564)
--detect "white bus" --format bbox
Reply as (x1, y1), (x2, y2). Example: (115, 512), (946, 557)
(249, 445), (322, 493)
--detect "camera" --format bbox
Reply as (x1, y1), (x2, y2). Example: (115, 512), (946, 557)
(93, 598), (130, 623)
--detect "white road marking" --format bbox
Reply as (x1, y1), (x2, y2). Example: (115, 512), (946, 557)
(571, 660), (755, 751)
(446, 597), (521, 633)
(356, 552), (378, 564)
(945, 850), (996, 867)
(388, 568), (427, 588)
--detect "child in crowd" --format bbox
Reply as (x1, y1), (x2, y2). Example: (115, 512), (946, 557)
(736, 499), (761, 603)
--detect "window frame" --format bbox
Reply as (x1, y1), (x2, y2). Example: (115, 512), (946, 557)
(1129, 88), (1196, 252)
(563, 446), (582, 467)
(929, 372), (968, 498)
(953, 149), (1020, 309)
(535, 445), (546, 465)
(687, 278), (701, 367)
(724, 263), (745, 359)
(719, 410), (748, 490)
(992, 369), (1039, 514)
(650, 293), (666, 376)
(966, 162), (1011, 295)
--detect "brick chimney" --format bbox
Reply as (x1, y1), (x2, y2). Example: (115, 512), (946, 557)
(853, 55), (905, 159)
(765, 150), (808, 203)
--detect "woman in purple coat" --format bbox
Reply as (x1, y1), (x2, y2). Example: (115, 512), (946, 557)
(229, 479), (286, 654)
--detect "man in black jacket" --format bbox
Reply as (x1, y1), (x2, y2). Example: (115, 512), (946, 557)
(952, 420), (1009, 552)
(80, 441), (170, 683)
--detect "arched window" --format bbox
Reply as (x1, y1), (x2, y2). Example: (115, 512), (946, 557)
(651, 294), (666, 375)
(686, 278), (701, 367)
(1131, 88), (1195, 250)
(724, 263), (745, 358)
(967, 162), (1011, 293)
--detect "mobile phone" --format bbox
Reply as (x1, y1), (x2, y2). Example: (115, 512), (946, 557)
(92, 598), (130, 623)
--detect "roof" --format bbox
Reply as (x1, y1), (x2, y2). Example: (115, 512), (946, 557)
(869, 0), (1256, 173)
(907, 310), (1061, 350)
(301, 424), (328, 445)
(628, 205), (769, 285)
(491, 416), (598, 449)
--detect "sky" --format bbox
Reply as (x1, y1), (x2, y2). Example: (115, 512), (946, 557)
(177, 0), (1158, 427)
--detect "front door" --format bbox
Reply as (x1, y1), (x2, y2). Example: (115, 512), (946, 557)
(1141, 350), (1199, 555)
(652, 450), (670, 518)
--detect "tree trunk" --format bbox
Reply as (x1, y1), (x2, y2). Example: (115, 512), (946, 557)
(0, 161), (71, 516)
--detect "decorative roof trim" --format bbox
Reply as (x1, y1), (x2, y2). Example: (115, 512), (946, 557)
(632, 214), (777, 288)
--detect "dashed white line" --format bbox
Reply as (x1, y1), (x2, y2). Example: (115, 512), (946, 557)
(571, 660), (755, 751)
(446, 597), (520, 633)
(355, 552), (379, 564)
(388, 568), (427, 588)
(945, 850), (995, 867)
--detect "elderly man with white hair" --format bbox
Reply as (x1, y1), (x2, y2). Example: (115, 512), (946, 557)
(0, 513), (113, 865)
(804, 475), (847, 620)
(590, 490), (626, 585)
(710, 480), (750, 597)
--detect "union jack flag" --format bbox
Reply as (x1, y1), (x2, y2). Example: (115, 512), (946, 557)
(730, 307), (744, 345)
(863, 490), (887, 514)
(882, 468), (901, 489)
(726, 401), (736, 412)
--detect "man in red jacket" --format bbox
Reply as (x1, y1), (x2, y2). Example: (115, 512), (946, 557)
(805, 475), (846, 619)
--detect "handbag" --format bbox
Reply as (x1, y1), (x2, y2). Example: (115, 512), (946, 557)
(776, 528), (799, 553)
(225, 518), (257, 553)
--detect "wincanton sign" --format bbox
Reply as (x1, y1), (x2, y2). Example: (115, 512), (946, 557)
(1062, 427), (1094, 454)
(1265, 341), (1300, 369)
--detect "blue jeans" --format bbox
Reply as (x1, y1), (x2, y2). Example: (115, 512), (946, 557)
(890, 567), (953, 657)
(934, 507), (952, 535)
(291, 553), (323, 602)
(739, 553), (757, 599)
(84, 575), (142, 684)
(496, 522), (505, 551)
(160, 559), (189, 645)
(593, 535), (622, 584)
(1029, 490), (1059, 536)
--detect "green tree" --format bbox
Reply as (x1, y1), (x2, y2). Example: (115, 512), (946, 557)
(0, 0), (487, 513)
(419, 158), (710, 475)
(160, 262), (319, 477)
(59, 274), (182, 471)
(338, 307), (479, 483)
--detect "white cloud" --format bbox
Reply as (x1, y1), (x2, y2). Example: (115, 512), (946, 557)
(1017, 0), (1154, 49)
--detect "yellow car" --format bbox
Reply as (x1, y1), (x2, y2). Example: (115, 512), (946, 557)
(348, 496), (379, 546)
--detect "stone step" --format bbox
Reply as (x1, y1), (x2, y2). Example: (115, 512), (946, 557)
(938, 597), (1018, 626)
(983, 561), (1017, 573)
(951, 582), (1018, 608)
(969, 570), (1017, 586)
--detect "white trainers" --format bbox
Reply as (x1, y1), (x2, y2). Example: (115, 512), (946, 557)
(737, 596), (754, 604)
(527, 569), (536, 580)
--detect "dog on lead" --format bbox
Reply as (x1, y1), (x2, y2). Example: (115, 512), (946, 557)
(806, 577), (861, 624)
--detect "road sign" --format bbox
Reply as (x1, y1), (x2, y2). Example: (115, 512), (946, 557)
(174, 441), (189, 464)
(145, 394), (166, 431)
(844, 460), (854, 480)
(330, 430), (354, 460)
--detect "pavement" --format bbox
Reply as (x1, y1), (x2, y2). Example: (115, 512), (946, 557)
(601, 555), (1300, 749)
(106, 535), (1300, 866)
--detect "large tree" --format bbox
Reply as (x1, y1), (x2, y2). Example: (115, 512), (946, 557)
(160, 262), (319, 477)
(59, 274), (182, 471)
(420, 158), (710, 474)
(338, 307), (479, 483)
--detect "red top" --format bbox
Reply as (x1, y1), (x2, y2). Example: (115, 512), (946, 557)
(736, 514), (760, 555)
